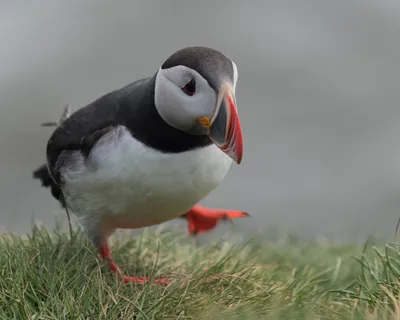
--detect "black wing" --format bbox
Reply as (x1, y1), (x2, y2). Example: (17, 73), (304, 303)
(46, 92), (124, 184)
(32, 77), (156, 208)
(32, 89), (125, 206)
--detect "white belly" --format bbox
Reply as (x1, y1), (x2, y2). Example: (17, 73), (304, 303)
(59, 126), (232, 229)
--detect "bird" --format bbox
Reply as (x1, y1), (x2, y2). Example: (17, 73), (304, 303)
(33, 46), (248, 285)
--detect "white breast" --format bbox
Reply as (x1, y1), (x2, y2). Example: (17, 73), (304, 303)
(59, 126), (232, 230)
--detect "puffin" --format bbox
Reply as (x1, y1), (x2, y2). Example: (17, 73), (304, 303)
(33, 46), (248, 285)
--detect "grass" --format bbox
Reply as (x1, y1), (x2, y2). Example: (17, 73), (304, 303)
(2, 225), (400, 319)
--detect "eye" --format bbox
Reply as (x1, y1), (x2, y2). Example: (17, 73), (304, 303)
(182, 78), (196, 96)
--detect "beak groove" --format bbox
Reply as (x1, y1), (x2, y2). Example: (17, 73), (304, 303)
(208, 87), (243, 164)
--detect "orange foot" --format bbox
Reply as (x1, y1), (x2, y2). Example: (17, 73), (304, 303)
(99, 241), (170, 286)
(182, 205), (249, 235)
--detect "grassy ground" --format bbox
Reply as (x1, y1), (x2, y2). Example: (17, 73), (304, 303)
(1, 226), (400, 319)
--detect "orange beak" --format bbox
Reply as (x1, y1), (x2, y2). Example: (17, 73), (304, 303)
(208, 85), (243, 164)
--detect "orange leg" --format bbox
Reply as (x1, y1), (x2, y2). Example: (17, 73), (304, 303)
(182, 205), (249, 235)
(96, 204), (248, 284)
(98, 239), (169, 286)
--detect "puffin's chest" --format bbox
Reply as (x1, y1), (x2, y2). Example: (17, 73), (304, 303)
(61, 127), (232, 219)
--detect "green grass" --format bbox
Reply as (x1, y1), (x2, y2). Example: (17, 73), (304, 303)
(2, 225), (400, 319)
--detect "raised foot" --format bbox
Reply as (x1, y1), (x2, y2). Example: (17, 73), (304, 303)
(183, 205), (249, 235)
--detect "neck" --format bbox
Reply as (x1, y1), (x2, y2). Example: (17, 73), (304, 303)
(119, 74), (213, 153)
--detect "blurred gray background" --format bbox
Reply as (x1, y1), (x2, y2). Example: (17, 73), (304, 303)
(1, 0), (400, 241)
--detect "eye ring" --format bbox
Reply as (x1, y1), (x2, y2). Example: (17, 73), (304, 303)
(182, 78), (196, 96)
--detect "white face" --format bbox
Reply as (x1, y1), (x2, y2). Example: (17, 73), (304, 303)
(154, 65), (217, 135)
(154, 62), (238, 135)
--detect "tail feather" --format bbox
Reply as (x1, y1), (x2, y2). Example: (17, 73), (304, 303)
(33, 164), (66, 208)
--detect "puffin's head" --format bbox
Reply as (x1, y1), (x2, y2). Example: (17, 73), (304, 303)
(154, 46), (243, 164)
